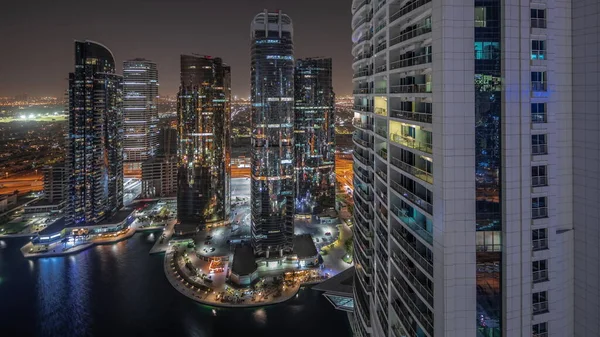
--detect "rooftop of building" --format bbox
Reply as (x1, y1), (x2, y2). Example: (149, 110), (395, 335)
(231, 245), (257, 276)
(292, 234), (318, 259)
(312, 266), (354, 296)
(96, 209), (134, 226)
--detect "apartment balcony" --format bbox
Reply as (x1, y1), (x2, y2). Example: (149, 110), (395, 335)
(376, 168), (388, 182)
(390, 156), (433, 184)
(354, 51), (373, 64)
(375, 127), (388, 139)
(390, 181), (432, 215)
(355, 185), (373, 202)
(353, 119), (374, 131)
(374, 0), (387, 14)
(390, 133), (432, 154)
(391, 205), (432, 244)
(354, 167), (372, 185)
(391, 277), (434, 336)
(389, 84), (431, 94)
(374, 21), (387, 34)
(353, 70), (373, 79)
(375, 64), (387, 74)
(353, 137), (373, 152)
(376, 226), (388, 247)
(356, 32), (373, 45)
(375, 41), (387, 53)
(353, 104), (374, 113)
(390, 226), (433, 275)
(390, 25), (432, 48)
(391, 252), (433, 306)
(353, 88), (373, 95)
(353, 150), (372, 167)
(531, 81), (547, 92)
(352, 0), (370, 15)
(375, 107), (387, 117)
(391, 324), (407, 337)
(390, 53), (432, 71)
(374, 87), (387, 94)
(391, 297), (419, 337)
(390, 0), (432, 24)
(355, 199), (373, 221)
(377, 190), (388, 205)
(353, 14), (373, 31)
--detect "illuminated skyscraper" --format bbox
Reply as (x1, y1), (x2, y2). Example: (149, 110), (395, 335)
(250, 10), (295, 258)
(122, 59), (159, 174)
(66, 40), (123, 226)
(344, 0), (574, 336)
(177, 55), (231, 225)
(294, 57), (336, 214)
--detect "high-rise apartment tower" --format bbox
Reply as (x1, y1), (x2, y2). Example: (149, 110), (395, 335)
(66, 40), (124, 227)
(294, 57), (336, 215)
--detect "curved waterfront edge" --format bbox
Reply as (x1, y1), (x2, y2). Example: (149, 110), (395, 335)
(162, 250), (304, 308)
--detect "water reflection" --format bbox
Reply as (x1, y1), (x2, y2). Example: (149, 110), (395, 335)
(253, 308), (267, 326)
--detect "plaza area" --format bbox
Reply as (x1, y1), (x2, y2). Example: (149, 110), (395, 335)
(161, 177), (354, 307)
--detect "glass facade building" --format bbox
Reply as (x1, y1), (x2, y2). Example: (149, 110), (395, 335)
(176, 55), (231, 225)
(122, 59), (159, 174)
(294, 58), (336, 215)
(250, 10), (295, 258)
(67, 40), (124, 227)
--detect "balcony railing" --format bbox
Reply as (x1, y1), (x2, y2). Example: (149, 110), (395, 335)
(390, 25), (432, 47)
(353, 104), (373, 112)
(354, 14), (373, 30)
(376, 169), (387, 181)
(375, 64), (387, 73)
(390, 109), (432, 124)
(375, 42), (387, 53)
(391, 181), (432, 215)
(377, 148), (388, 160)
(375, 87), (387, 94)
(354, 167), (372, 185)
(391, 298), (419, 337)
(531, 81), (547, 92)
(378, 190), (388, 205)
(532, 176), (547, 187)
(375, 127), (388, 139)
(353, 119), (373, 131)
(375, 21), (387, 34)
(531, 18), (547, 29)
(391, 277), (434, 335)
(390, 53), (432, 71)
(353, 88), (372, 94)
(375, 107), (387, 116)
(391, 205), (432, 244)
(390, 83), (431, 94)
(353, 70), (372, 78)
(354, 52), (372, 63)
(390, 133), (432, 154)
(355, 186), (373, 202)
(532, 207), (548, 219)
(532, 144), (547, 155)
(390, 0), (432, 24)
(532, 238), (548, 251)
(353, 135), (373, 149)
(353, 151), (372, 167)
(356, 33), (373, 45)
(375, 0), (386, 13)
(390, 157), (433, 184)
(533, 270), (548, 283)
(392, 252), (434, 306)
(533, 301), (549, 315)
(390, 226), (433, 275)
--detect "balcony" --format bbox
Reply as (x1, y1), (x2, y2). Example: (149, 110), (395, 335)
(353, 104), (373, 113)
(391, 252), (433, 306)
(390, 53), (432, 71)
(391, 205), (432, 244)
(353, 119), (374, 131)
(354, 51), (373, 63)
(390, 24), (432, 48)
(354, 14), (373, 30)
(356, 32), (373, 45)
(375, 87), (387, 94)
(355, 185), (373, 202)
(531, 81), (547, 92)
(390, 156), (433, 184)
(352, 0), (370, 14)
(391, 181), (432, 215)
(390, 133), (432, 154)
(353, 88), (372, 95)
(374, 21), (387, 34)
(375, 107), (387, 116)
(353, 70), (373, 79)
(353, 134), (373, 149)
(391, 277), (434, 336)
(353, 150), (372, 167)
(375, 64), (387, 74)
(390, 0), (432, 24)
(390, 84), (431, 94)
(532, 238), (548, 251)
(376, 168), (388, 182)
(391, 298), (419, 337)
(354, 167), (372, 185)
(390, 226), (433, 275)
(375, 127), (388, 139)
(375, 41), (387, 53)
(376, 148), (388, 160)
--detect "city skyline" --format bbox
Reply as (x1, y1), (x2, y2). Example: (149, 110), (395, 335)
(0, 0), (352, 98)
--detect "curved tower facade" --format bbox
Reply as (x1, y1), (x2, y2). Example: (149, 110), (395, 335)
(67, 40), (124, 226)
(250, 10), (295, 258)
(177, 55), (231, 225)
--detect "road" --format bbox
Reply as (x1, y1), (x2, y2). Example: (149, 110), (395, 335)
(335, 155), (353, 192)
(0, 172), (43, 195)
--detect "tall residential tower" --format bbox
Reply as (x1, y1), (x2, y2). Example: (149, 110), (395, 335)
(347, 0), (573, 336)
(250, 10), (295, 258)
(66, 40), (124, 226)
(176, 55), (231, 225)
(294, 58), (336, 215)
(122, 59), (159, 175)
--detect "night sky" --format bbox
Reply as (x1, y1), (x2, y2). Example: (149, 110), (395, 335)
(0, 0), (353, 98)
